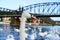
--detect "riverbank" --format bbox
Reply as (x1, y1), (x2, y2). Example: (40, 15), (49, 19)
(0, 22), (52, 26)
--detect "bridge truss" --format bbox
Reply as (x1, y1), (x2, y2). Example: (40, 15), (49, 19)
(0, 2), (60, 17)
(23, 2), (60, 17)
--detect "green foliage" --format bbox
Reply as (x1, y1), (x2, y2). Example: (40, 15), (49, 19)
(26, 18), (33, 23)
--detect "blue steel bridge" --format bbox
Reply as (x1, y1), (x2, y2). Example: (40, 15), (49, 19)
(23, 2), (60, 17)
(0, 2), (60, 17)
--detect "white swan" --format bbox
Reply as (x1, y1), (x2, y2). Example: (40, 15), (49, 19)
(20, 11), (31, 40)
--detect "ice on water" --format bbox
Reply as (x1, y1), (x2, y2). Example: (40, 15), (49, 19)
(0, 24), (60, 40)
(6, 34), (15, 40)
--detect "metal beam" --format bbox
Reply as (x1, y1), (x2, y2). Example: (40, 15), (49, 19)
(30, 13), (60, 17)
(36, 15), (60, 17)
(50, 5), (58, 15)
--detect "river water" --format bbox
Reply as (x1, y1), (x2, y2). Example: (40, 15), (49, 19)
(0, 24), (60, 40)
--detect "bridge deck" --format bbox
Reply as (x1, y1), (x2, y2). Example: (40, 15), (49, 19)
(0, 14), (60, 17)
